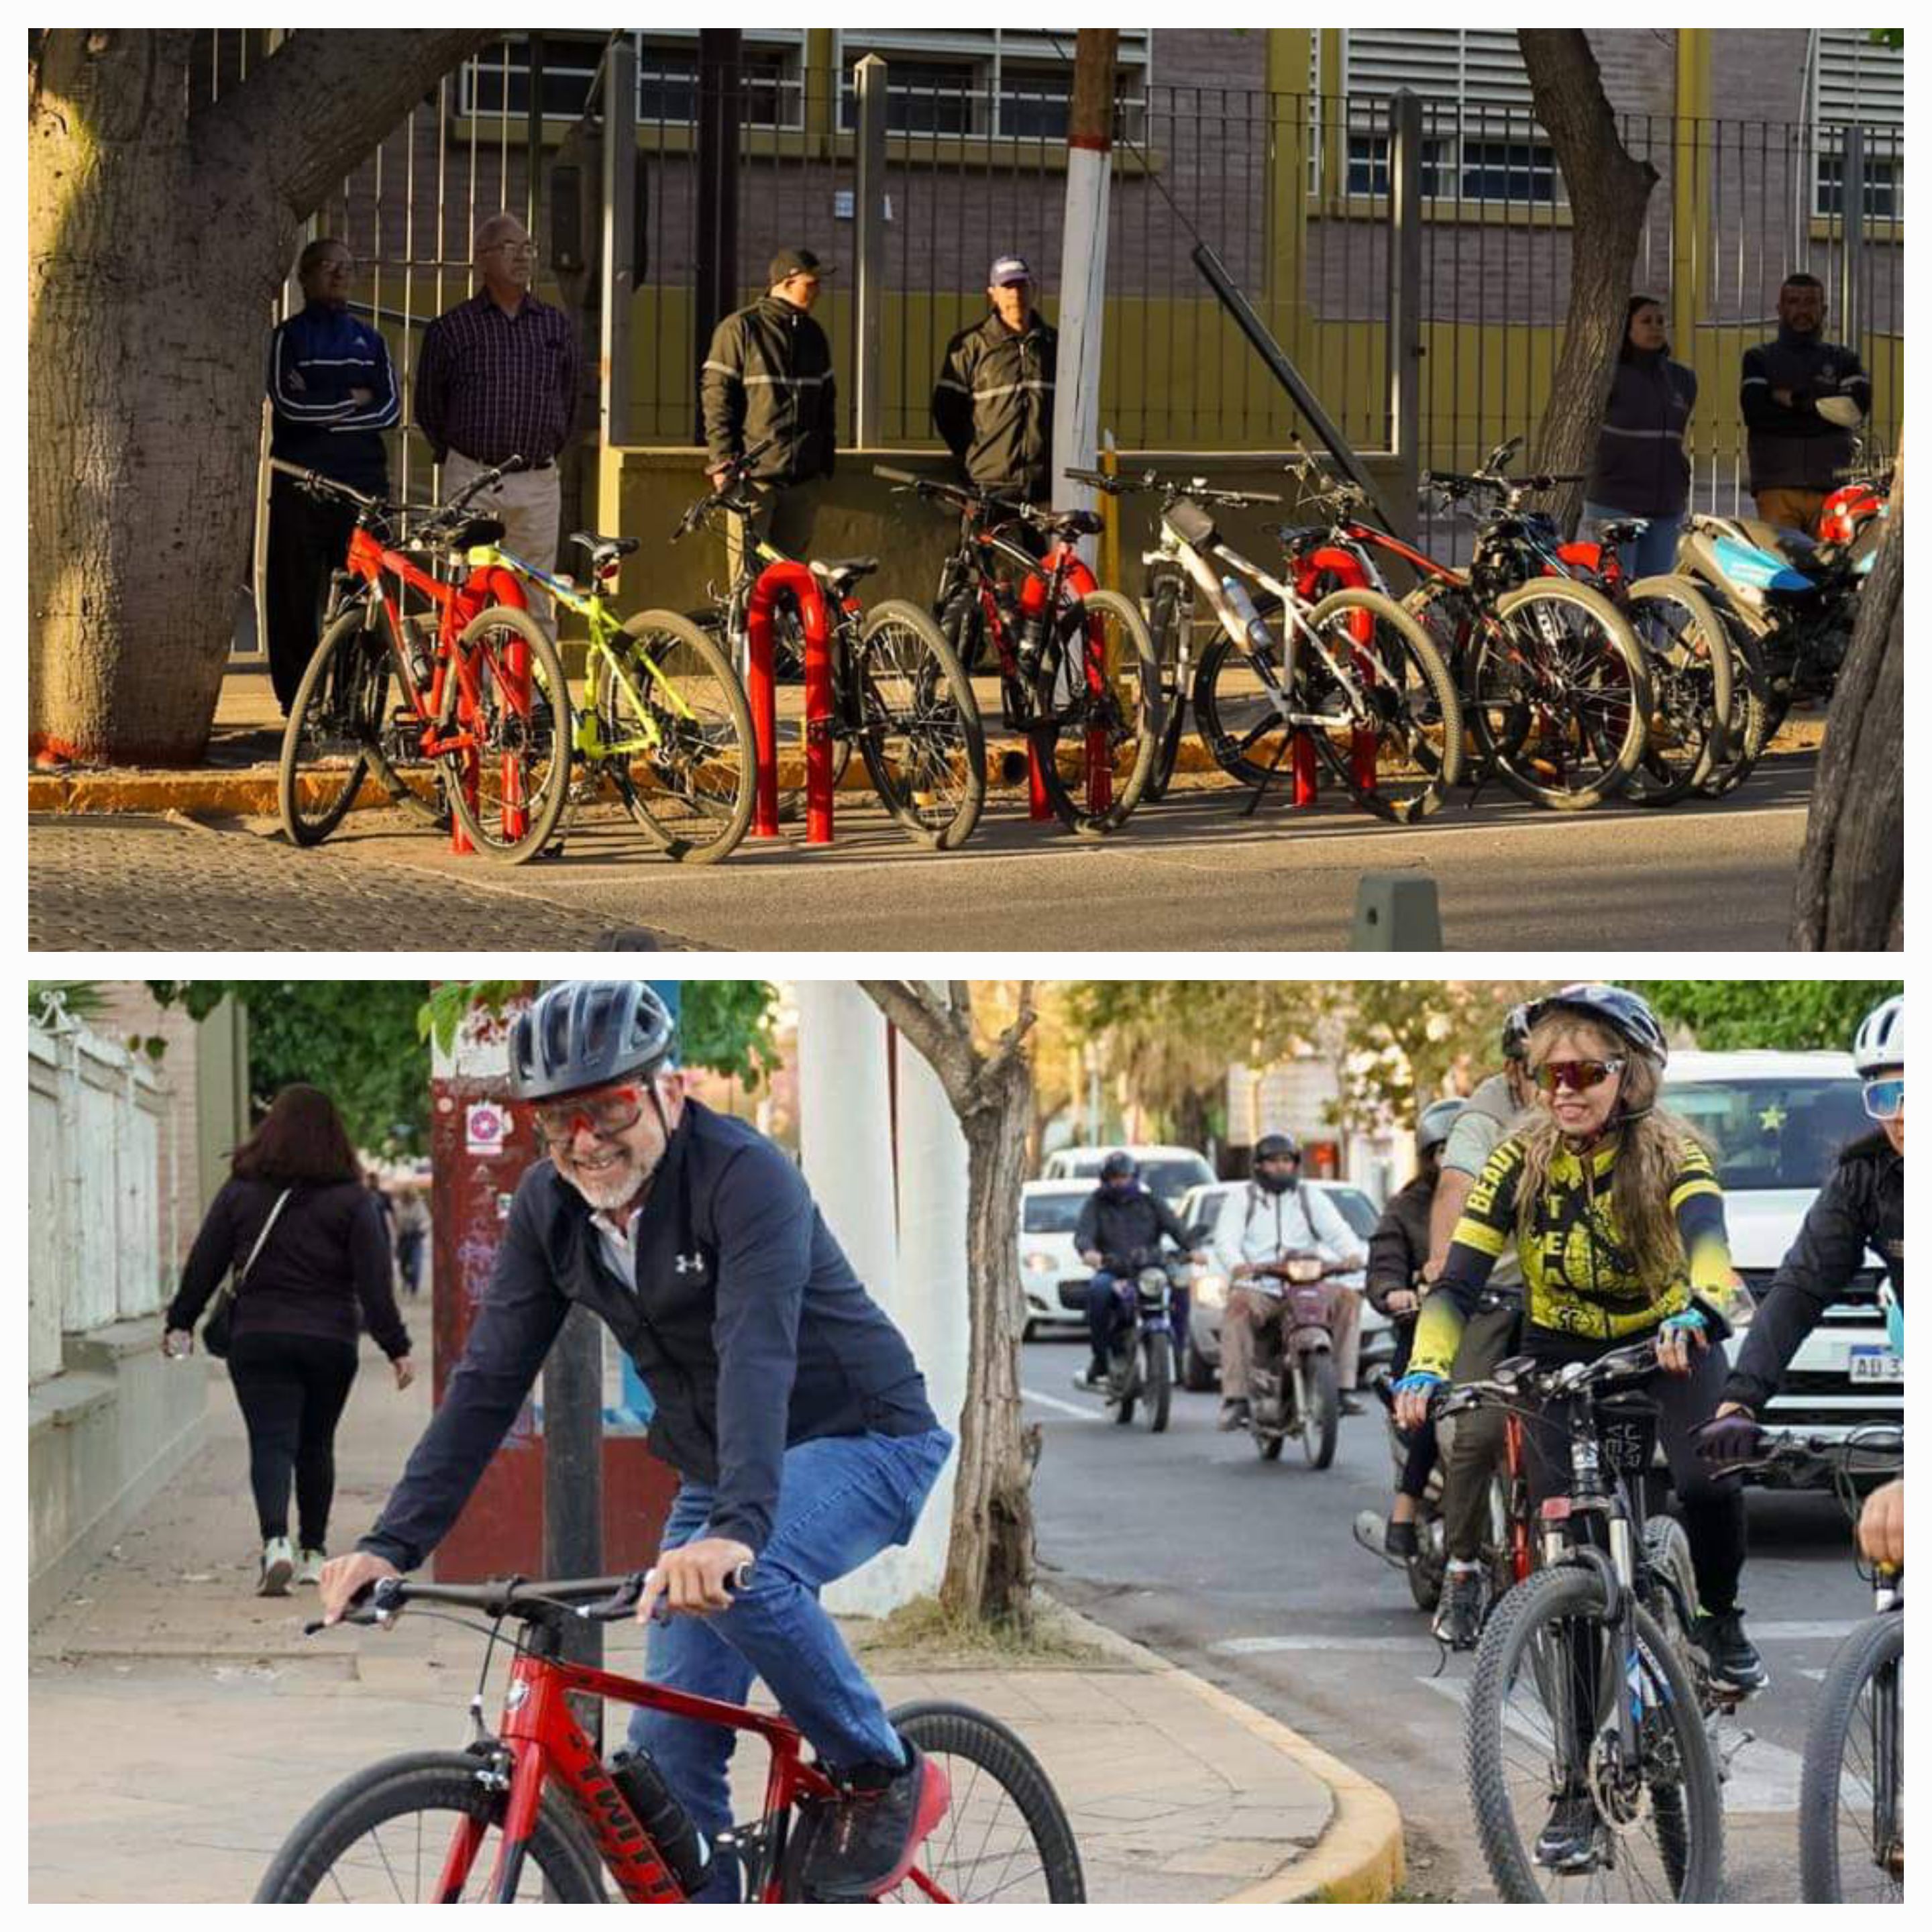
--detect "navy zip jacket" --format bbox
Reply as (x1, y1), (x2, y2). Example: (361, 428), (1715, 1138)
(266, 300), (399, 491)
(360, 1102), (935, 1569)
(1740, 326), (1872, 494)
(1073, 1185), (1192, 1269)
(1587, 350), (1696, 519)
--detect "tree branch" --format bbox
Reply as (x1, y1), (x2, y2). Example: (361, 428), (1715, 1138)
(859, 981), (975, 1104)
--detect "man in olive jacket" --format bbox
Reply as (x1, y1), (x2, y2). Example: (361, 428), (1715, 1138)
(932, 256), (1057, 506)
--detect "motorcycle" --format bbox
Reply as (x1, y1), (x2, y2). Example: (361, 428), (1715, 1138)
(1098, 1246), (1193, 1434)
(1246, 1251), (1346, 1468)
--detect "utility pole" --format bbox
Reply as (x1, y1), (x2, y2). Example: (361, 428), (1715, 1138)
(694, 32), (743, 444)
(1051, 29), (1118, 535)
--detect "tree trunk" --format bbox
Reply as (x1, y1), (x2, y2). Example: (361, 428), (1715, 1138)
(1517, 31), (1659, 535)
(29, 30), (489, 764)
(1788, 458), (1904, 949)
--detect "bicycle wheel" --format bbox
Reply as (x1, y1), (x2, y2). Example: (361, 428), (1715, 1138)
(1029, 588), (1160, 837)
(717, 604), (857, 824)
(254, 1751), (607, 1902)
(1699, 616), (1774, 798)
(1799, 1611), (1904, 1902)
(593, 611), (755, 864)
(1301, 588), (1464, 822)
(1474, 581), (1651, 810)
(1619, 576), (1733, 808)
(853, 600), (986, 850)
(1464, 1564), (1723, 1902)
(439, 605), (573, 864)
(1142, 566), (1193, 801)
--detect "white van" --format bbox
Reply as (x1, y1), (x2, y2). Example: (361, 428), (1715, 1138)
(1039, 1144), (1215, 1208)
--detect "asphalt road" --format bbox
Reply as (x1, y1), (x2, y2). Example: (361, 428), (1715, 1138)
(1019, 1334), (1879, 1904)
(30, 751), (1815, 953)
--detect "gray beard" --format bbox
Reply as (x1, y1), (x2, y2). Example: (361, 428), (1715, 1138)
(565, 1156), (649, 1214)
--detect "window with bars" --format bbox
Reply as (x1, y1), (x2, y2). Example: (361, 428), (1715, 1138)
(459, 33), (807, 130)
(1808, 29), (1904, 221)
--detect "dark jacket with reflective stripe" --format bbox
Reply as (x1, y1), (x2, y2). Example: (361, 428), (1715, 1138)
(1741, 328), (1872, 494)
(932, 310), (1057, 502)
(1587, 350), (1696, 519)
(700, 296), (837, 487)
(1366, 1175), (1434, 1317)
(1723, 1134), (1904, 1411)
(359, 1102), (934, 1567)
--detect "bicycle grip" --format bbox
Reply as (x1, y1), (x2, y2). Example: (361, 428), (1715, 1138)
(872, 465), (920, 487)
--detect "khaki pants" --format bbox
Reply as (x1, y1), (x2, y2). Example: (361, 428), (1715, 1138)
(1752, 487), (1825, 538)
(443, 453), (561, 635)
(1440, 1299), (1521, 1563)
(1220, 1280), (1362, 1397)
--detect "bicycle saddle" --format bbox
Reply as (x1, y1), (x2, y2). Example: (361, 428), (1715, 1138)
(1040, 507), (1104, 538)
(809, 556), (879, 590)
(569, 530), (641, 563)
(1597, 518), (1648, 544)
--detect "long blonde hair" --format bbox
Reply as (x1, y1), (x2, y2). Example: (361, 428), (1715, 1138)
(1512, 1014), (1707, 1287)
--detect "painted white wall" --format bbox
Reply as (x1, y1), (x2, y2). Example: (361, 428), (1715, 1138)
(794, 984), (899, 1303)
(1052, 141), (1112, 532)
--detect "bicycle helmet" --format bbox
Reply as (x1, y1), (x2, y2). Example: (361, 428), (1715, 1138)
(1099, 1150), (1138, 1181)
(1852, 994), (1904, 1076)
(1501, 1003), (1534, 1063)
(1523, 983), (1668, 1066)
(509, 982), (677, 1102)
(1416, 1099), (1466, 1160)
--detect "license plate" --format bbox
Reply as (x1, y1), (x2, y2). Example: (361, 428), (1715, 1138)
(1849, 1345), (1902, 1385)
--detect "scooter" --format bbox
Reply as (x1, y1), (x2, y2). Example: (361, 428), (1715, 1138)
(1099, 1247), (1190, 1434)
(1246, 1251), (1345, 1468)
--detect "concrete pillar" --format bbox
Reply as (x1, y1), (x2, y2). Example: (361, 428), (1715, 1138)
(794, 984), (898, 1305)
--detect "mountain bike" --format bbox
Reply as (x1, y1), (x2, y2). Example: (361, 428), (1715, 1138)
(256, 1571), (1084, 1903)
(676, 451), (985, 851)
(1441, 1341), (1725, 1902)
(485, 529), (756, 864)
(1071, 466), (1462, 822)
(273, 457), (572, 863)
(877, 467), (1160, 836)
(1711, 1426), (1904, 1903)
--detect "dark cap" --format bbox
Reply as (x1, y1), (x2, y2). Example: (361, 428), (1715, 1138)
(769, 246), (833, 284)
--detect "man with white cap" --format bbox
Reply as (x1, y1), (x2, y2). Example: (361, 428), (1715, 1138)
(932, 256), (1057, 507)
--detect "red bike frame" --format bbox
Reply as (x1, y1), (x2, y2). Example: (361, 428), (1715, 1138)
(454, 1644), (952, 1903)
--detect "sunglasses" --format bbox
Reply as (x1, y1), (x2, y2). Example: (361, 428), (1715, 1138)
(533, 1086), (645, 1146)
(1862, 1077), (1904, 1122)
(1533, 1058), (1625, 1095)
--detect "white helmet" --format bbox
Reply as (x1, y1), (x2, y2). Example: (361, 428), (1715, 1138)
(1851, 995), (1904, 1076)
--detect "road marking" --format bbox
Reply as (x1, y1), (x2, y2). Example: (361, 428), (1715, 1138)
(1021, 1386), (1106, 1421)
(1212, 1635), (1443, 1655)
(1739, 1622), (1861, 1642)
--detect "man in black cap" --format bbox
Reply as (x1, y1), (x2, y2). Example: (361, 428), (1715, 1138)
(932, 256), (1057, 507)
(700, 247), (839, 570)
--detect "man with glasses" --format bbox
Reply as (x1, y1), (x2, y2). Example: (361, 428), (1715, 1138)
(414, 212), (581, 633)
(318, 982), (955, 1902)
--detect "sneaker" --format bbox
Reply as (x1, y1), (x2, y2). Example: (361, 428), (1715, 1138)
(1534, 1790), (1601, 1872)
(1218, 1399), (1252, 1432)
(295, 1548), (327, 1587)
(1693, 1608), (1768, 1693)
(800, 1743), (951, 1902)
(1339, 1393), (1366, 1417)
(1073, 1360), (1107, 1393)
(1432, 1564), (1485, 1650)
(1384, 1518), (1420, 1562)
(258, 1536), (295, 1597)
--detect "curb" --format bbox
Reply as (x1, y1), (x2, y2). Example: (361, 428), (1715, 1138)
(1048, 1600), (1404, 1904)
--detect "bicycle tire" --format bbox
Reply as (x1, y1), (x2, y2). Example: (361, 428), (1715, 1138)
(254, 1750), (608, 1902)
(594, 610), (756, 864)
(1142, 1334), (1173, 1434)
(1619, 575), (1733, 808)
(439, 605), (573, 864)
(1029, 588), (1161, 837)
(1301, 588), (1464, 822)
(1799, 1610), (1904, 1902)
(1301, 1353), (1339, 1470)
(1699, 616), (1774, 798)
(853, 599), (985, 850)
(1143, 567), (1191, 801)
(1475, 580), (1652, 810)
(1464, 1564), (1723, 1902)
(938, 584), (989, 676)
(278, 607), (409, 845)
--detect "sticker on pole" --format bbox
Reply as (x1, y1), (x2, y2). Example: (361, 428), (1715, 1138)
(466, 1102), (511, 1157)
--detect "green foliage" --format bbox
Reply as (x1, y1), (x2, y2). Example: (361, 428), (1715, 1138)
(1633, 980), (1902, 1053)
(28, 980), (109, 1024)
(1331, 981), (1537, 1135)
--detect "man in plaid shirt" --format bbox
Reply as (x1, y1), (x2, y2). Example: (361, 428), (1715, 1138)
(415, 213), (581, 631)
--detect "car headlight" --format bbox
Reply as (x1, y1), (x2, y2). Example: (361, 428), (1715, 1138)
(1193, 1273), (1228, 1309)
(1022, 1251), (1057, 1274)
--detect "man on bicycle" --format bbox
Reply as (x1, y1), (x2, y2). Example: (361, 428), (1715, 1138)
(1700, 994), (1904, 1566)
(1072, 1152), (1200, 1391)
(1212, 1134), (1368, 1430)
(932, 256), (1057, 509)
(319, 981), (954, 1902)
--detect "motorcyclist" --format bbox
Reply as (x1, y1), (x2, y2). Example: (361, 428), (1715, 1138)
(1359, 1099), (1464, 1562)
(1212, 1132), (1368, 1430)
(1073, 1152), (1202, 1391)
(1699, 994), (1903, 1562)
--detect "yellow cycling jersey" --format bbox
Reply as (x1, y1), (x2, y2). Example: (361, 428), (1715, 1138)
(1411, 1131), (1731, 1379)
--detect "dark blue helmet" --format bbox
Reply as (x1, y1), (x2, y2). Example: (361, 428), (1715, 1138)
(1525, 983), (1668, 1065)
(510, 982), (676, 1100)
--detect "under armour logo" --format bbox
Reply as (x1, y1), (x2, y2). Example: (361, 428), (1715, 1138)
(674, 1252), (706, 1276)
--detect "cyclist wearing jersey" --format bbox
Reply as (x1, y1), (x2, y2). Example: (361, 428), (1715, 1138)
(1700, 994), (1904, 1562)
(1395, 985), (1767, 1712)
(318, 982), (953, 1903)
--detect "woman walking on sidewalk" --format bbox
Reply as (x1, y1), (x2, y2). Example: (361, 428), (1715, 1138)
(163, 1085), (415, 1597)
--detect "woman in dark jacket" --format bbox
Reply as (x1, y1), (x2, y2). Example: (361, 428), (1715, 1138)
(1584, 294), (1698, 582)
(163, 1085), (415, 1597)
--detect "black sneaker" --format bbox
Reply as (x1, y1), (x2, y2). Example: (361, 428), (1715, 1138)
(1432, 1566), (1485, 1650)
(800, 1744), (951, 1902)
(1218, 1399), (1251, 1432)
(1534, 1790), (1601, 1872)
(1693, 1608), (1768, 1693)
(1384, 1518), (1420, 1562)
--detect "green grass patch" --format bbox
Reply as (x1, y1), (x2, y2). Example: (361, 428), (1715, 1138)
(851, 1593), (1115, 1670)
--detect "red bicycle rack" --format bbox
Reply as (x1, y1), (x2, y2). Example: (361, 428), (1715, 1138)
(1014, 547), (1113, 822)
(743, 559), (836, 845)
(1285, 545), (1381, 810)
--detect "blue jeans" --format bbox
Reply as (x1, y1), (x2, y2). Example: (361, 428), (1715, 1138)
(626, 1425), (954, 1898)
(1583, 502), (1682, 583)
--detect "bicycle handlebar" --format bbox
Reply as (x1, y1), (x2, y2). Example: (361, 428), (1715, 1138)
(1063, 464), (1282, 508)
(306, 1563), (756, 1636)
(674, 434), (780, 537)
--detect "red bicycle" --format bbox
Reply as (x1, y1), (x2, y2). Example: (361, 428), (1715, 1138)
(255, 1572), (1083, 1904)
(272, 456), (572, 863)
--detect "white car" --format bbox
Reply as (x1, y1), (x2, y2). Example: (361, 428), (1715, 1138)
(1664, 1051), (1899, 1469)
(1179, 1179), (1391, 1392)
(1016, 1179), (1104, 1339)
(1038, 1144), (1215, 1209)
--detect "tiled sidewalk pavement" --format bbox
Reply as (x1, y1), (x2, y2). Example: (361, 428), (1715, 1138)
(30, 1346), (1377, 1903)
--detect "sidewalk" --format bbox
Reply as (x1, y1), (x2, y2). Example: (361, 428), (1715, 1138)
(28, 1336), (1401, 1904)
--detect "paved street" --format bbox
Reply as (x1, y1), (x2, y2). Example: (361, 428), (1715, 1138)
(30, 751), (1815, 953)
(1020, 1334), (1878, 1904)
